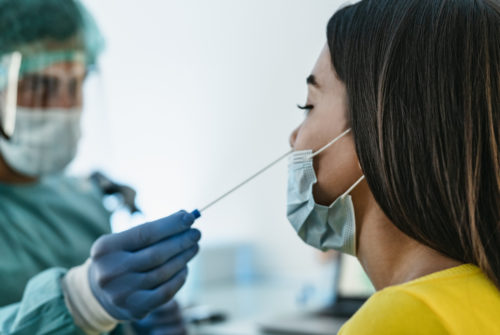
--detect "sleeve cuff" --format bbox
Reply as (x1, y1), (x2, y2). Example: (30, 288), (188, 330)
(62, 259), (118, 334)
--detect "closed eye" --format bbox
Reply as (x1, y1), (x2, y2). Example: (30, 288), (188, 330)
(297, 104), (313, 117)
(297, 104), (313, 111)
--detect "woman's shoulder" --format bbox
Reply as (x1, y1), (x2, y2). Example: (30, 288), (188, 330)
(339, 264), (500, 335)
(339, 284), (450, 335)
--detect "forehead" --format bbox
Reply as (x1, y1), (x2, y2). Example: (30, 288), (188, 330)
(37, 61), (86, 78)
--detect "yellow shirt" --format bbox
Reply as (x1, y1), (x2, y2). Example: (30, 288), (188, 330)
(338, 264), (500, 335)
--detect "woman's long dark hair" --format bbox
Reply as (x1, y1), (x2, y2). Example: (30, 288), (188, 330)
(327, 0), (500, 288)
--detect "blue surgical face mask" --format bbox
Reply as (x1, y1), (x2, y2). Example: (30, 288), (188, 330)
(286, 128), (365, 255)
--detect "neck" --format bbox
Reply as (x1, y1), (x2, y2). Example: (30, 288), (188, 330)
(0, 155), (37, 184)
(351, 181), (463, 290)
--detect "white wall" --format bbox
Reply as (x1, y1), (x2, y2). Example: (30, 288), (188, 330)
(72, 0), (347, 282)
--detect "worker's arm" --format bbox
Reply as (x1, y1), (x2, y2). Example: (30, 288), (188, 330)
(0, 210), (200, 335)
(0, 268), (88, 335)
(63, 210), (200, 333)
(0, 265), (188, 335)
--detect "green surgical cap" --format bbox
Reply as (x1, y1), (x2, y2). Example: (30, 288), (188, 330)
(0, 0), (105, 74)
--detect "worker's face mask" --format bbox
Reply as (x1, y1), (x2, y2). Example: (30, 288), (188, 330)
(286, 129), (365, 255)
(0, 107), (82, 177)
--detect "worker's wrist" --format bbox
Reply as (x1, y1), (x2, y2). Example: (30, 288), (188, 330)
(62, 259), (118, 334)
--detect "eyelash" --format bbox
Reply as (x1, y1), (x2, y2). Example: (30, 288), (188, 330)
(297, 104), (313, 117)
(297, 104), (313, 111)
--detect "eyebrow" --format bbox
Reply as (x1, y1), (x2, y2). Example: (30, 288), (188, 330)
(306, 74), (319, 88)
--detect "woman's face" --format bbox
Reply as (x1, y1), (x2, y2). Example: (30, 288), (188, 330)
(289, 44), (362, 205)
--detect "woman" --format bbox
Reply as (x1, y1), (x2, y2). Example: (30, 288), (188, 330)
(287, 0), (500, 333)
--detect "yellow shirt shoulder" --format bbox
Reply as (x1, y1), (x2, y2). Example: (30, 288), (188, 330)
(338, 264), (500, 335)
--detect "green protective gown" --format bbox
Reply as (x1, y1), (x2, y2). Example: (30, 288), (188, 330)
(0, 174), (124, 334)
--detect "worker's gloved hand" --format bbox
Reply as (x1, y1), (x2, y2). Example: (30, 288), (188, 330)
(88, 210), (201, 321)
(131, 300), (187, 335)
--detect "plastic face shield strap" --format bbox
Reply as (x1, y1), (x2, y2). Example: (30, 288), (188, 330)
(0, 52), (22, 139)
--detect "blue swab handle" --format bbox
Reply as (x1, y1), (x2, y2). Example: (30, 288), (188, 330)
(191, 209), (201, 219)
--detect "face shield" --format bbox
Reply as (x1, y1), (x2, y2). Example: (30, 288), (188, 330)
(0, 50), (88, 177)
(16, 51), (87, 110)
(0, 0), (105, 178)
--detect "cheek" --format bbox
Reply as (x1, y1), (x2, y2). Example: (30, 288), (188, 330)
(313, 136), (361, 205)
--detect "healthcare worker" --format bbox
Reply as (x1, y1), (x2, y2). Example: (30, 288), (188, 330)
(0, 0), (200, 334)
(287, 0), (500, 333)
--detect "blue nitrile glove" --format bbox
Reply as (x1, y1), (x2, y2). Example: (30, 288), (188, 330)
(88, 210), (201, 321)
(132, 300), (187, 335)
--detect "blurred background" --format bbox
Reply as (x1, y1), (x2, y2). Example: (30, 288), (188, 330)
(69, 0), (371, 332)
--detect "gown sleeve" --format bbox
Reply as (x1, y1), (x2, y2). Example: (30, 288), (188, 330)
(0, 267), (88, 335)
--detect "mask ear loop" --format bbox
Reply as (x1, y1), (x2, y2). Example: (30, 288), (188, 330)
(341, 175), (365, 198)
(311, 128), (351, 158)
(308, 127), (364, 198)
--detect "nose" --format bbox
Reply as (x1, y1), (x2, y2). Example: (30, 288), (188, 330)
(56, 89), (72, 108)
(289, 126), (299, 148)
(54, 81), (79, 108)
